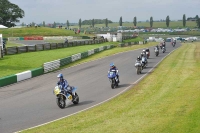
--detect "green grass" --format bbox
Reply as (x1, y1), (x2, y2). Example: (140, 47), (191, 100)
(0, 37), (149, 78)
(5, 41), (24, 47)
(123, 37), (143, 43)
(21, 42), (200, 133)
(0, 27), (86, 38)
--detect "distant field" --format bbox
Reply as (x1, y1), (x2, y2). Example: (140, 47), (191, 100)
(70, 21), (197, 29)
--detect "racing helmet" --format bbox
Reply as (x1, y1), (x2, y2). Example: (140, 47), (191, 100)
(110, 63), (115, 68)
(137, 56), (141, 61)
(57, 73), (63, 80)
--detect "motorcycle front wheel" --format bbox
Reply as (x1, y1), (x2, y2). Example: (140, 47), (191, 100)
(56, 97), (66, 109)
(136, 67), (140, 75)
(111, 78), (115, 89)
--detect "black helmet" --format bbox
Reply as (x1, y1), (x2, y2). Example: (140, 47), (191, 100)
(137, 56), (141, 60)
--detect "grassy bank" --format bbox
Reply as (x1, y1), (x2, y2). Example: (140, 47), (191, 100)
(22, 42), (200, 133)
(0, 27), (85, 38)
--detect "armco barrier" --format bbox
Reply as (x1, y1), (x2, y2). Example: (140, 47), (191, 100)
(71, 53), (81, 62)
(4, 38), (108, 56)
(107, 45), (111, 49)
(16, 71), (32, 82)
(60, 57), (72, 66)
(99, 46), (104, 51)
(88, 49), (94, 56)
(31, 67), (44, 77)
(81, 52), (88, 59)
(44, 60), (60, 73)
(94, 48), (99, 53)
(0, 75), (17, 87)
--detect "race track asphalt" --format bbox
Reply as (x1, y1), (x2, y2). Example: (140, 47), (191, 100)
(0, 42), (181, 133)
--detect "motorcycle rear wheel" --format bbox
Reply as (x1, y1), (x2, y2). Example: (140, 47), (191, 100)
(73, 92), (79, 104)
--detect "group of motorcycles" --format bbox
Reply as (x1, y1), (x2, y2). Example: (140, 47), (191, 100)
(53, 40), (174, 109)
(135, 41), (169, 75)
(134, 49), (150, 75)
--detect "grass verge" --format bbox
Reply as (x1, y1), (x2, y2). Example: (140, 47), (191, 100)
(21, 42), (200, 133)
(5, 41), (24, 47)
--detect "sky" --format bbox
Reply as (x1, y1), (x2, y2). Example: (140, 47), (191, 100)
(9, 0), (200, 24)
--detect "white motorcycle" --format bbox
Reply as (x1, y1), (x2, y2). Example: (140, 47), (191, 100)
(53, 85), (79, 109)
(135, 61), (142, 74)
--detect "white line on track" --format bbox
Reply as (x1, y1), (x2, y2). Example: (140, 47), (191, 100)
(16, 45), (179, 133)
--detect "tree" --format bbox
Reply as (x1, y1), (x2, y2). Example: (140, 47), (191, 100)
(0, 0), (24, 27)
(195, 15), (200, 28)
(53, 22), (56, 28)
(133, 17), (137, 27)
(32, 22), (35, 26)
(82, 19), (112, 25)
(105, 18), (108, 27)
(119, 16), (122, 26)
(183, 14), (186, 27)
(21, 22), (24, 27)
(43, 21), (45, 27)
(166, 16), (170, 27)
(78, 18), (81, 28)
(66, 20), (69, 29)
(92, 19), (95, 27)
(150, 16), (153, 28)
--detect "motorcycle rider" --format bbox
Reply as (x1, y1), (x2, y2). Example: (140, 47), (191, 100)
(135, 56), (141, 63)
(141, 52), (148, 66)
(109, 63), (120, 83)
(57, 73), (75, 99)
(155, 45), (159, 51)
(145, 48), (150, 57)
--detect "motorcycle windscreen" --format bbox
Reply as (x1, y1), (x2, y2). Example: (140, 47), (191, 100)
(108, 71), (116, 78)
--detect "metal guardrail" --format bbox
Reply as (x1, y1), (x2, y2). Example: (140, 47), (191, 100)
(3, 39), (108, 55)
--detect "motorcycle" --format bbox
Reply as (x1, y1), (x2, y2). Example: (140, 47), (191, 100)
(141, 57), (148, 69)
(53, 85), (79, 109)
(107, 70), (119, 89)
(155, 47), (159, 56)
(162, 46), (166, 53)
(172, 42), (175, 47)
(146, 51), (150, 59)
(135, 61), (142, 74)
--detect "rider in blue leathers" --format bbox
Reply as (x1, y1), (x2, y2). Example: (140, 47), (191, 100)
(57, 73), (75, 99)
(109, 63), (120, 83)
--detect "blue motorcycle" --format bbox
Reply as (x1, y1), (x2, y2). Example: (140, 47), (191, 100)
(107, 71), (119, 89)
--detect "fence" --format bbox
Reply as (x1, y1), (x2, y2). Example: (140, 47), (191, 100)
(3, 39), (108, 55)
